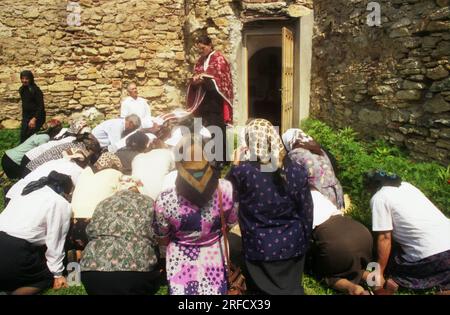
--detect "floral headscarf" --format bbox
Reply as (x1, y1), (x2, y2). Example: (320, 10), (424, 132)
(93, 152), (123, 172)
(244, 119), (286, 169)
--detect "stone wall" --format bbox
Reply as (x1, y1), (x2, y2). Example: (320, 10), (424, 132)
(0, 0), (311, 127)
(0, 0), (188, 128)
(2, 0), (448, 164)
(310, 0), (450, 164)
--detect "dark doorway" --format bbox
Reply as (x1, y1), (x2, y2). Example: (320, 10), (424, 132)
(248, 47), (282, 127)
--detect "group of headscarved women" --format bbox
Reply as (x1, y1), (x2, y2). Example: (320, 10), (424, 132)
(0, 114), (448, 295)
(0, 34), (448, 295)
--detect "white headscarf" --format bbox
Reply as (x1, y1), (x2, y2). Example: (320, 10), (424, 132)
(281, 128), (314, 152)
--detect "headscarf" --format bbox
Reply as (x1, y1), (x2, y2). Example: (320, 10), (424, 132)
(117, 175), (145, 194)
(22, 171), (73, 196)
(281, 128), (323, 155)
(93, 151), (123, 172)
(282, 128), (313, 151)
(175, 134), (219, 207)
(62, 147), (90, 161)
(244, 118), (286, 170)
(68, 118), (91, 135)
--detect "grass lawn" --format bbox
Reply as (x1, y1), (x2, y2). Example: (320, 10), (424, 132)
(0, 126), (443, 295)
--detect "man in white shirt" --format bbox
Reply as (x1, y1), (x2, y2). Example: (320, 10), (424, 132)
(92, 114), (141, 152)
(120, 83), (153, 128)
(365, 171), (450, 292)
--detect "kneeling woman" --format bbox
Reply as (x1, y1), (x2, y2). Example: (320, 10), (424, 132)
(309, 189), (373, 295)
(80, 178), (160, 295)
(0, 172), (73, 295)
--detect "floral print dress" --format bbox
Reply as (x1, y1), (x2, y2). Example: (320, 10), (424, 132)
(153, 179), (237, 295)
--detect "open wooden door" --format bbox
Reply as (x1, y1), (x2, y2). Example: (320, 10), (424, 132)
(281, 27), (294, 133)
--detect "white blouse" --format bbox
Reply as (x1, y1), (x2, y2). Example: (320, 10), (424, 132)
(0, 186), (71, 277)
(6, 158), (83, 200)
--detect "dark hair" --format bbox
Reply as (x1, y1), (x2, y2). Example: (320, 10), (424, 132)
(73, 133), (101, 165)
(126, 131), (149, 152)
(46, 124), (63, 139)
(363, 170), (402, 193)
(20, 70), (35, 84)
(19, 70), (37, 95)
(197, 35), (213, 47)
(22, 171), (73, 197)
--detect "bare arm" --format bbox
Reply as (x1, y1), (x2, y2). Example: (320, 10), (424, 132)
(377, 231), (392, 279)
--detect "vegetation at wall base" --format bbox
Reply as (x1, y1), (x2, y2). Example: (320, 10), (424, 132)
(301, 119), (450, 226)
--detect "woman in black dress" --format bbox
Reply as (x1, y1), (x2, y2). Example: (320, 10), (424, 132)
(19, 71), (46, 143)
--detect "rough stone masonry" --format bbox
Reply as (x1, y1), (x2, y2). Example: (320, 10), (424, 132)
(0, 0), (449, 164)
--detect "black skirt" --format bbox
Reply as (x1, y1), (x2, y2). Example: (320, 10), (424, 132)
(81, 270), (162, 295)
(0, 232), (53, 292)
(310, 215), (373, 286)
(1, 154), (22, 179)
(245, 256), (306, 295)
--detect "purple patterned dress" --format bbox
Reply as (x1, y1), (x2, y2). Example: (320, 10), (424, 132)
(154, 179), (238, 295)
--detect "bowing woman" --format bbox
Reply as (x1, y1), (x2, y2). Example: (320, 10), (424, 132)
(19, 70), (46, 143)
(186, 35), (233, 165)
(0, 172), (73, 295)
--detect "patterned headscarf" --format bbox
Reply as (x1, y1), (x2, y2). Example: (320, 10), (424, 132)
(68, 118), (91, 135)
(175, 134), (219, 207)
(117, 175), (144, 194)
(244, 119), (286, 169)
(62, 147), (90, 162)
(93, 152), (123, 172)
(281, 128), (314, 152)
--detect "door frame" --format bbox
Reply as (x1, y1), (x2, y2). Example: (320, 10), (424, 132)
(240, 28), (282, 128)
(235, 11), (314, 130)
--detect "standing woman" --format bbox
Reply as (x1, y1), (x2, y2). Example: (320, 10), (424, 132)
(186, 35), (233, 165)
(226, 119), (314, 295)
(19, 71), (46, 143)
(153, 135), (238, 295)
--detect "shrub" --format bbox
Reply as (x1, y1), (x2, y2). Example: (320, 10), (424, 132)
(301, 119), (450, 226)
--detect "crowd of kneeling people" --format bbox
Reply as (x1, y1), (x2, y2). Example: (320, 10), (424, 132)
(0, 115), (448, 295)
